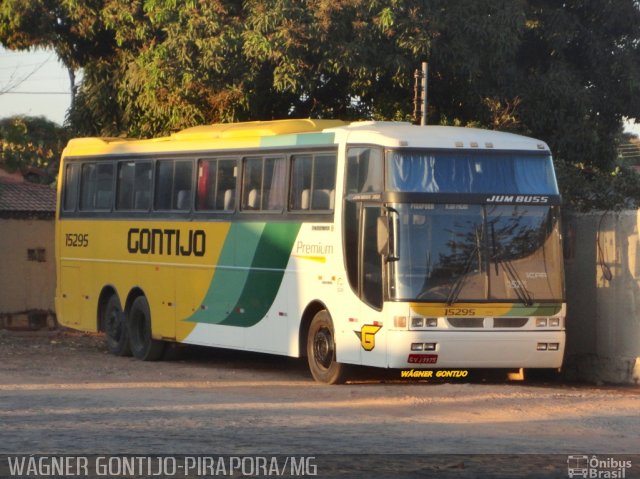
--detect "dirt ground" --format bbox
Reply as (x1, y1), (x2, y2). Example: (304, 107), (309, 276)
(0, 329), (638, 478)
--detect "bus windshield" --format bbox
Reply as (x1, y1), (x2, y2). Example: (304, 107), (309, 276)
(388, 203), (564, 303)
(387, 149), (559, 194)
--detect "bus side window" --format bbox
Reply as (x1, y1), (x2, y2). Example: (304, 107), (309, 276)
(242, 157), (262, 210)
(155, 159), (193, 211)
(290, 155), (312, 210)
(173, 160), (193, 210)
(346, 147), (383, 194)
(197, 158), (237, 211)
(242, 156), (284, 211)
(96, 163), (114, 210)
(217, 160), (237, 211)
(197, 159), (216, 210)
(133, 162), (152, 210)
(79, 162), (113, 211)
(79, 163), (96, 210)
(62, 163), (80, 212)
(312, 154), (336, 210)
(290, 153), (336, 211)
(117, 161), (152, 211)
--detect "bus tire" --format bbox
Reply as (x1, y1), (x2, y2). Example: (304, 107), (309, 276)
(128, 296), (165, 361)
(104, 295), (131, 356)
(306, 310), (348, 384)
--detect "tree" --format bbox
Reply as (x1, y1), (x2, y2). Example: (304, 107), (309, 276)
(0, 116), (69, 183)
(2, 1), (640, 208)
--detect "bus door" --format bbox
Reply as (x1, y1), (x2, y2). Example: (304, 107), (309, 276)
(343, 201), (386, 366)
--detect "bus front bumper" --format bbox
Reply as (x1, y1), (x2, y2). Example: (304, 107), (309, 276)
(385, 330), (565, 369)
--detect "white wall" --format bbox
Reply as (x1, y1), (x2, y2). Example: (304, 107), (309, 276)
(563, 210), (640, 384)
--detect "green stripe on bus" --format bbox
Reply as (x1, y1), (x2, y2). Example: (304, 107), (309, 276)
(505, 304), (562, 316)
(185, 222), (301, 327)
(185, 223), (265, 326)
(260, 132), (335, 148)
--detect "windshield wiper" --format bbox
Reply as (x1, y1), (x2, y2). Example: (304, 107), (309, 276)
(446, 229), (481, 306)
(489, 222), (534, 306)
(495, 258), (534, 306)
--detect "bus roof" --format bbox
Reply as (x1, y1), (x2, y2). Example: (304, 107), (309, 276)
(62, 119), (549, 157)
(328, 121), (550, 152)
(62, 119), (347, 157)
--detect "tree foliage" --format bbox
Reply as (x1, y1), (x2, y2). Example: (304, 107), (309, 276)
(0, 116), (69, 183)
(2, 1), (640, 208)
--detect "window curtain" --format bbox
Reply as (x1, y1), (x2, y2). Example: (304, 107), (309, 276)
(388, 152), (557, 194)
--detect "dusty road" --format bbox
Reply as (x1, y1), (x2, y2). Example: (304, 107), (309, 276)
(0, 329), (638, 477)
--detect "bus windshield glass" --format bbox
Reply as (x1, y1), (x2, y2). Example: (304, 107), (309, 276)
(387, 149), (559, 194)
(388, 204), (564, 303)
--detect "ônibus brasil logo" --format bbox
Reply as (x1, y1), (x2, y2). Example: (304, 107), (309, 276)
(567, 455), (632, 478)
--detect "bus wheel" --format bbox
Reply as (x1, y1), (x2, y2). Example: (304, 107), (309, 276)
(307, 310), (348, 384)
(104, 295), (131, 356)
(128, 296), (165, 361)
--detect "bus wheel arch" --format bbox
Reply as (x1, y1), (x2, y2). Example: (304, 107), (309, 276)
(98, 287), (131, 357)
(306, 308), (349, 384)
(299, 301), (328, 358)
(126, 292), (165, 361)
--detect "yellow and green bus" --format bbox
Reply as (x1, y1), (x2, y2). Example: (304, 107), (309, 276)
(55, 119), (565, 383)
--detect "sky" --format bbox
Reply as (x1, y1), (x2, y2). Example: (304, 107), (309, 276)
(1, 46), (640, 137)
(0, 47), (72, 125)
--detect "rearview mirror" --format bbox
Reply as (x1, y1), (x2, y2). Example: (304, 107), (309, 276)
(377, 216), (390, 256)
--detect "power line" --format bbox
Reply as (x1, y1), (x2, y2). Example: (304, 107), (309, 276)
(0, 53), (54, 95)
(1, 91), (69, 95)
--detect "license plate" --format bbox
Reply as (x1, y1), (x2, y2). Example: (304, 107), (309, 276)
(408, 354), (438, 364)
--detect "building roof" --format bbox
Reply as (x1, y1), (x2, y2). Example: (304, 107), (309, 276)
(0, 177), (56, 219)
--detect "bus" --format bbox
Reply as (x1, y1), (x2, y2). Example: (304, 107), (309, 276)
(55, 119), (565, 384)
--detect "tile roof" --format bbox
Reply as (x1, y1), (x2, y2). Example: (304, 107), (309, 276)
(0, 178), (56, 215)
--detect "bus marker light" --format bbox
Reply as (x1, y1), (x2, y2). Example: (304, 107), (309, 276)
(394, 316), (407, 328)
(411, 317), (424, 328)
(549, 318), (560, 327)
(411, 343), (424, 351)
(348, 317), (358, 323)
(373, 320), (383, 326)
(537, 343), (548, 351)
(548, 343), (559, 351)
(536, 318), (548, 327)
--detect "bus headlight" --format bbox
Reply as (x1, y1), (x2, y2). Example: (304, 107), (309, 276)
(426, 317), (438, 327)
(536, 318), (548, 327)
(411, 317), (424, 328)
(411, 343), (424, 351)
(549, 318), (560, 327)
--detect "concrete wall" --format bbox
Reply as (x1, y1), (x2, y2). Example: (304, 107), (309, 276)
(0, 218), (56, 313)
(563, 210), (640, 384)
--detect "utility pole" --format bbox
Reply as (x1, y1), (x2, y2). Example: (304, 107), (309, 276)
(413, 62), (428, 125)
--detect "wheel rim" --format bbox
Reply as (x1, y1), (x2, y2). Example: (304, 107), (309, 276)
(313, 327), (334, 369)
